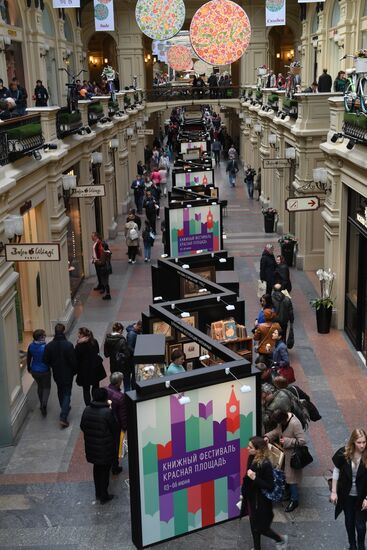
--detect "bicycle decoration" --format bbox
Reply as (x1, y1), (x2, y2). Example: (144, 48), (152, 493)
(342, 53), (367, 116)
(101, 65), (119, 102)
(135, 0), (185, 40)
(190, 0), (251, 66)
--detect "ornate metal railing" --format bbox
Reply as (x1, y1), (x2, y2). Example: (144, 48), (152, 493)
(88, 101), (104, 126)
(56, 107), (83, 139)
(145, 86), (243, 102)
(0, 114), (44, 165)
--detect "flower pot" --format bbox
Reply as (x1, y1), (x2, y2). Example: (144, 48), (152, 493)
(264, 213), (275, 233)
(355, 58), (367, 74)
(316, 304), (332, 334)
(281, 241), (296, 267)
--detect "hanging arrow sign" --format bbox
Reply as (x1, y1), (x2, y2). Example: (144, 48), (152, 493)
(285, 196), (320, 212)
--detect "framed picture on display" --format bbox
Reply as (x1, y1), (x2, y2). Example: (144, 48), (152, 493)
(192, 265), (216, 283)
(200, 346), (209, 357)
(186, 361), (194, 371)
(210, 187), (218, 198)
(151, 319), (174, 341)
(180, 277), (210, 299)
(183, 341), (200, 359)
(177, 312), (199, 341)
(167, 343), (183, 363)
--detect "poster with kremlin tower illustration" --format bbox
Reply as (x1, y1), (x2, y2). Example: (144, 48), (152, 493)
(136, 378), (256, 546)
(168, 204), (221, 257)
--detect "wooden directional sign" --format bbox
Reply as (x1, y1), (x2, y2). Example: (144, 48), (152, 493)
(263, 158), (290, 169)
(71, 185), (105, 198)
(285, 196), (320, 212)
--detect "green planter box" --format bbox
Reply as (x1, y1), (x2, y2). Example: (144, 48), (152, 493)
(283, 98), (298, 109)
(58, 111), (82, 125)
(7, 123), (42, 139)
(88, 103), (103, 114)
(268, 93), (278, 104)
(344, 112), (367, 129)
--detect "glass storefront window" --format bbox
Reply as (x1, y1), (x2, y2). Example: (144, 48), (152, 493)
(66, 196), (84, 296)
(346, 224), (359, 308)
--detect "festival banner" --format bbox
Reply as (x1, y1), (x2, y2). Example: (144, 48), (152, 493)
(168, 204), (221, 257)
(53, 0), (80, 7)
(174, 170), (213, 188)
(265, 0), (286, 27)
(94, 0), (114, 31)
(135, 378), (256, 546)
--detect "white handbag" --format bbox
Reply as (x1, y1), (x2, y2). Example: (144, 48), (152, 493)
(257, 279), (267, 298)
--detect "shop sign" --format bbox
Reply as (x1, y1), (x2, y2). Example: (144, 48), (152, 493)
(53, 0), (80, 6)
(356, 207), (367, 229)
(285, 196), (320, 212)
(5, 244), (60, 262)
(263, 158), (290, 169)
(71, 185), (105, 198)
(137, 129), (154, 135)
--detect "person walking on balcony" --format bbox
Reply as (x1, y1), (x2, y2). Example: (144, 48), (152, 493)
(33, 80), (49, 107)
(317, 69), (332, 93)
(0, 78), (8, 100)
(12, 77), (28, 113)
(43, 323), (77, 428)
(208, 71), (218, 98)
(334, 71), (347, 93)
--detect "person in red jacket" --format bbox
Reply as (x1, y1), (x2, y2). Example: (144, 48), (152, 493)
(91, 232), (105, 292)
(106, 371), (127, 474)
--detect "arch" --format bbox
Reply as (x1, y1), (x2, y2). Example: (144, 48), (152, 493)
(268, 26), (295, 77)
(64, 14), (74, 43)
(42, 5), (56, 37)
(330, 0), (341, 28)
(87, 32), (118, 85)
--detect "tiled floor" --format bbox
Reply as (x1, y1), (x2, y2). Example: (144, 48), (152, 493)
(0, 159), (364, 549)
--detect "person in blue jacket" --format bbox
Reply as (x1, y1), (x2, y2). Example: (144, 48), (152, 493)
(272, 329), (289, 368)
(27, 329), (50, 416)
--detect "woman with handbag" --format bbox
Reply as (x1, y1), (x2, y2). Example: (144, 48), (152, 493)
(330, 428), (367, 550)
(271, 329), (295, 384)
(253, 309), (281, 366)
(75, 327), (106, 406)
(125, 213), (140, 264)
(265, 408), (306, 513)
(241, 436), (288, 550)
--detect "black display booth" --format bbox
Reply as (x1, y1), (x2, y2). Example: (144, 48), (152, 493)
(127, 254), (260, 548)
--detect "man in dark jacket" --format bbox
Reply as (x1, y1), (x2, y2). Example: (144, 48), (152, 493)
(260, 244), (277, 294)
(131, 175), (145, 214)
(33, 80), (49, 107)
(271, 284), (294, 340)
(317, 69), (332, 93)
(43, 323), (77, 428)
(106, 371), (128, 474)
(80, 388), (118, 503)
(226, 158), (239, 187)
(143, 190), (157, 233)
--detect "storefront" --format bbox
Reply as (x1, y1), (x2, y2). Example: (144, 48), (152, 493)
(64, 166), (84, 296)
(345, 188), (367, 361)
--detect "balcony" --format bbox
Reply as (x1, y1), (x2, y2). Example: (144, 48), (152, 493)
(145, 85), (242, 103)
(0, 114), (44, 165)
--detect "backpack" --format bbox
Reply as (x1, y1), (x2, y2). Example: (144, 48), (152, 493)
(129, 227), (139, 240)
(115, 340), (132, 375)
(262, 467), (286, 502)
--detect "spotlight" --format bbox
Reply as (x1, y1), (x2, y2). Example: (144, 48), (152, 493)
(198, 288), (208, 293)
(216, 296), (235, 311)
(181, 264), (190, 269)
(32, 150), (42, 160)
(160, 253), (169, 258)
(171, 304), (190, 317)
(164, 380), (191, 405)
(153, 296), (163, 301)
(346, 139), (356, 150)
(225, 368), (252, 393)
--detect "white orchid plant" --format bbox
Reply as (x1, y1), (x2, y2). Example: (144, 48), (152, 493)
(311, 268), (336, 309)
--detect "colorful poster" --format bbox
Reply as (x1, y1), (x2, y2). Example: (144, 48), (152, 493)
(190, 0), (251, 66)
(94, 0), (114, 31)
(298, 0), (324, 2)
(168, 204), (221, 257)
(180, 141), (207, 153)
(174, 170), (213, 188)
(167, 45), (193, 71)
(136, 378), (256, 546)
(265, 0), (286, 27)
(136, 0), (185, 40)
(53, 0), (80, 7)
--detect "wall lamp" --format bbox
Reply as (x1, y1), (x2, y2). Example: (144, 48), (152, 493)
(216, 296), (235, 311)
(330, 132), (344, 144)
(91, 151), (103, 165)
(59, 174), (77, 206)
(0, 215), (24, 254)
(63, 51), (71, 62)
(136, 120), (143, 129)
(165, 380), (191, 405)
(109, 138), (119, 150)
(313, 167), (330, 192)
(269, 133), (278, 148)
(126, 127), (134, 138)
(245, 117), (252, 126)
(285, 147), (296, 160)
(254, 124), (262, 135)
(224, 368), (252, 393)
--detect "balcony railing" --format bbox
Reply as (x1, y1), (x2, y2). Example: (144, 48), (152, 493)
(145, 86), (242, 102)
(0, 114), (44, 165)
(56, 107), (83, 139)
(88, 101), (104, 125)
(282, 97), (298, 119)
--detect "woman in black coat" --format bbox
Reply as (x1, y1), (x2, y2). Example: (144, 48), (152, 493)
(331, 428), (367, 550)
(75, 327), (105, 406)
(260, 245), (277, 294)
(241, 436), (288, 550)
(275, 255), (292, 292)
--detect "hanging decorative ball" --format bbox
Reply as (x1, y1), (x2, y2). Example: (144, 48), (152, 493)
(136, 0), (185, 41)
(190, 0), (251, 66)
(167, 45), (193, 71)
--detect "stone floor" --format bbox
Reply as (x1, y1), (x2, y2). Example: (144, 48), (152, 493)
(0, 158), (365, 549)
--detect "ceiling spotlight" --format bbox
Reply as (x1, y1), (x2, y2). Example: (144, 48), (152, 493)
(198, 288), (208, 293)
(225, 368), (252, 393)
(153, 296), (163, 301)
(182, 264), (190, 269)
(180, 311), (190, 318)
